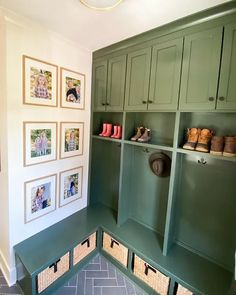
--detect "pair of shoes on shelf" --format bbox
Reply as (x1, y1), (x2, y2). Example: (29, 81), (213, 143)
(99, 123), (122, 139)
(131, 126), (151, 143)
(210, 136), (236, 157)
(183, 128), (214, 153)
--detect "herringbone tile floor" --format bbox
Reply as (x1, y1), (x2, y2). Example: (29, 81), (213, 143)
(0, 254), (146, 295)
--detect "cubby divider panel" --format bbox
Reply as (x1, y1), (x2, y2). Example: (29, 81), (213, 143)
(90, 139), (121, 212)
(174, 152), (236, 271)
(120, 144), (171, 235)
(125, 112), (175, 147)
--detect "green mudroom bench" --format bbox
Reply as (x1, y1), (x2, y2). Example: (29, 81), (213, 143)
(14, 204), (234, 295)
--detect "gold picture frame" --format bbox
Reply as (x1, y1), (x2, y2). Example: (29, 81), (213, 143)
(23, 55), (58, 107)
(24, 174), (57, 223)
(59, 166), (83, 207)
(60, 122), (84, 159)
(60, 67), (85, 110)
(23, 121), (58, 167)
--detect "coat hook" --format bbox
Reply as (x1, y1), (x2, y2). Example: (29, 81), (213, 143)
(143, 148), (149, 153)
(198, 158), (207, 165)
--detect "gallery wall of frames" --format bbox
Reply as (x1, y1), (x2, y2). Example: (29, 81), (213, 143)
(22, 55), (86, 223)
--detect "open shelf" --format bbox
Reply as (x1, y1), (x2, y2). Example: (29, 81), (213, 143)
(178, 112), (236, 148)
(177, 147), (236, 162)
(171, 153), (236, 272)
(92, 135), (122, 143)
(92, 112), (123, 136)
(125, 112), (175, 147)
(124, 139), (174, 152)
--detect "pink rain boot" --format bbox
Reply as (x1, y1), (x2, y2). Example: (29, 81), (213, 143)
(103, 124), (112, 137)
(99, 123), (107, 136)
(111, 125), (118, 138)
(114, 125), (122, 139)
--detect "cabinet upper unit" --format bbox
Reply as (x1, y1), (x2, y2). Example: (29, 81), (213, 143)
(92, 20), (236, 112)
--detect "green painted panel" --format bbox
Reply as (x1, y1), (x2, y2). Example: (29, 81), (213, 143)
(93, 60), (107, 111)
(90, 140), (121, 212)
(179, 27), (223, 110)
(174, 154), (236, 271)
(217, 22), (236, 110)
(124, 47), (152, 111)
(107, 55), (127, 111)
(149, 38), (183, 110)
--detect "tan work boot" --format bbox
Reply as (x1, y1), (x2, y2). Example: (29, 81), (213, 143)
(131, 126), (144, 141)
(223, 136), (236, 157)
(196, 128), (214, 153)
(138, 128), (151, 143)
(183, 128), (201, 150)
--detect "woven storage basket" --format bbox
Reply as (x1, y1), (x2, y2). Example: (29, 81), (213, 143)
(37, 252), (69, 293)
(73, 232), (96, 265)
(177, 284), (193, 295)
(133, 255), (170, 295)
(102, 232), (128, 267)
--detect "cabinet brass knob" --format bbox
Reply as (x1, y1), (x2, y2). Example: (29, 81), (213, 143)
(219, 96), (225, 101)
(142, 101), (147, 104)
(106, 102), (110, 106)
(102, 102), (106, 106)
(208, 97), (214, 102)
(148, 100), (153, 104)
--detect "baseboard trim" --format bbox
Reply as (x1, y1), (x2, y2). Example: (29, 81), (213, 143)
(0, 249), (16, 286)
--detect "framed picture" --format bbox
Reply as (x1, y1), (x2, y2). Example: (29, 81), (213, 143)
(24, 174), (57, 223)
(23, 122), (57, 166)
(59, 166), (83, 207)
(60, 67), (85, 110)
(60, 122), (84, 159)
(23, 55), (58, 107)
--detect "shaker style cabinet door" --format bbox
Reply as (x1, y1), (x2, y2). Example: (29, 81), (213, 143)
(106, 55), (127, 111)
(124, 47), (152, 111)
(93, 60), (108, 111)
(148, 38), (183, 110)
(179, 27), (223, 110)
(217, 22), (236, 110)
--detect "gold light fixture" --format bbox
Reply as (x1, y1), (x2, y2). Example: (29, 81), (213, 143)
(80, 0), (123, 11)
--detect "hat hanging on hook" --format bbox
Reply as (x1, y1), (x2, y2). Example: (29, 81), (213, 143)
(149, 152), (171, 177)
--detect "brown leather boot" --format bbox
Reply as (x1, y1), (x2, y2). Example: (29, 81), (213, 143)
(223, 136), (236, 157)
(138, 128), (151, 143)
(183, 128), (201, 150)
(210, 136), (224, 156)
(131, 126), (144, 141)
(196, 128), (214, 153)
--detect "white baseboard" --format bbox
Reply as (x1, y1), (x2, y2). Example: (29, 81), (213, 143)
(0, 249), (16, 286)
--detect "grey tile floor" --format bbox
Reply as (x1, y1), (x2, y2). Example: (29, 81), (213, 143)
(0, 254), (146, 295)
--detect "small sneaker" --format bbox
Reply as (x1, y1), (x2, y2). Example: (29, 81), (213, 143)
(183, 128), (201, 150)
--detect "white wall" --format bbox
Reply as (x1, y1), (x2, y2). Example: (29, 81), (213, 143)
(0, 8), (92, 285)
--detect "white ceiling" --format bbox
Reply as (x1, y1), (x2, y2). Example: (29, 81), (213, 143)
(0, 0), (231, 51)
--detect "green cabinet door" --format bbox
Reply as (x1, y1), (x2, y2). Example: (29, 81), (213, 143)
(124, 47), (152, 111)
(179, 27), (223, 110)
(148, 38), (183, 110)
(93, 60), (107, 111)
(107, 55), (126, 111)
(217, 22), (236, 110)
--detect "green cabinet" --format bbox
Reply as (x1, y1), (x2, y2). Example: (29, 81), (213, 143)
(179, 27), (223, 110)
(149, 38), (183, 110)
(93, 55), (126, 111)
(124, 47), (152, 111)
(217, 22), (236, 110)
(93, 60), (108, 111)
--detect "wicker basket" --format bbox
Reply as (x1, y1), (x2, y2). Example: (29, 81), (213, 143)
(177, 284), (194, 295)
(37, 252), (69, 293)
(133, 255), (170, 295)
(102, 232), (128, 267)
(73, 232), (96, 265)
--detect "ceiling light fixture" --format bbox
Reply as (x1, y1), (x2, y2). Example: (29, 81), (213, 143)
(80, 0), (123, 11)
